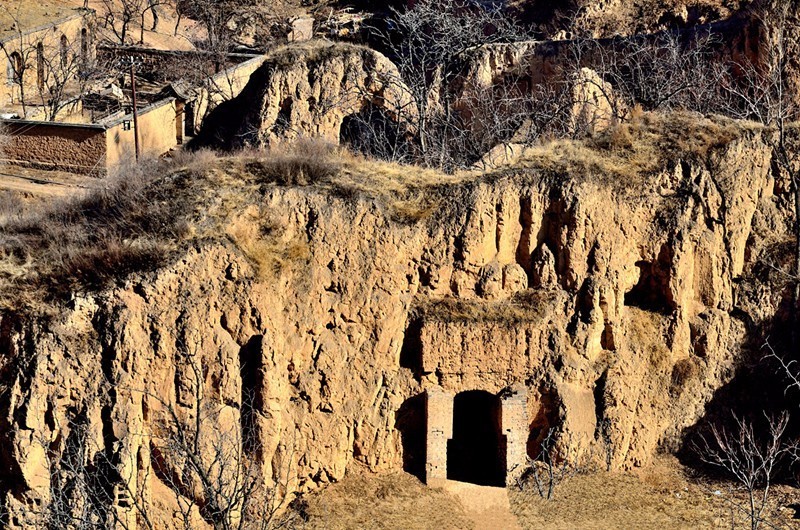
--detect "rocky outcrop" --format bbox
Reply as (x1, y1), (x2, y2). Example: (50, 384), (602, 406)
(0, 122), (794, 528)
(511, 0), (751, 39)
(190, 40), (412, 151)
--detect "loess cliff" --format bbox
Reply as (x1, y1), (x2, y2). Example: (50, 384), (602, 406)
(0, 113), (795, 528)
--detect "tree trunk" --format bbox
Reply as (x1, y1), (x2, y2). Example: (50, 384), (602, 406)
(794, 175), (800, 353)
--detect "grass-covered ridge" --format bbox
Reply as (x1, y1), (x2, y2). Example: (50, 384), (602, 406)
(0, 111), (757, 313)
(486, 111), (759, 185)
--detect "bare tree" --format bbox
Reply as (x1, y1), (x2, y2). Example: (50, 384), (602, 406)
(100, 0), (147, 45)
(15, 345), (297, 530)
(373, 0), (531, 170)
(720, 6), (800, 349)
(696, 413), (794, 530)
(564, 27), (730, 125)
(33, 36), (93, 121)
(176, 0), (281, 53)
(149, 350), (297, 530)
(139, 0), (172, 44)
(0, 5), (40, 118)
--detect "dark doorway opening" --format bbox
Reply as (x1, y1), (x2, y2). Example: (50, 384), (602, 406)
(447, 390), (505, 486)
(184, 102), (196, 137)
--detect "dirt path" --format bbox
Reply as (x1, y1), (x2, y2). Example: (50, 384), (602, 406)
(438, 480), (521, 530)
(0, 166), (100, 198)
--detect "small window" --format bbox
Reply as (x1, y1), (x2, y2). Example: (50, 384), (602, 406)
(37, 42), (44, 90)
(80, 28), (89, 65)
(60, 35), (68, 66)
(7, 52), (22, 85)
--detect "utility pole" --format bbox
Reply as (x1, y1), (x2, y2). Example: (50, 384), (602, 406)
(129, 62), (140, 161)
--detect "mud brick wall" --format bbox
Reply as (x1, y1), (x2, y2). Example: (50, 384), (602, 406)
(1, 121), (107, 175)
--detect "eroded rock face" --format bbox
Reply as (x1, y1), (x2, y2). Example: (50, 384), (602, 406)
(0, 129), (793, 528)
(511, 0), (750, 39)
(191, 41), (412, 151)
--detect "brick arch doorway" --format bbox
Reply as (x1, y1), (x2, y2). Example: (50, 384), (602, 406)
(447, 390), (506, 486)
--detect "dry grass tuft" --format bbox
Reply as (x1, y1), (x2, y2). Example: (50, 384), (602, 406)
(414, 289), (555, 325)
(241, 140), (343, 186)
(507, 112), (749, 186)
(298, 470), (473, 530)
(0, 157), (204, 312)
(670, 357), (701, 396)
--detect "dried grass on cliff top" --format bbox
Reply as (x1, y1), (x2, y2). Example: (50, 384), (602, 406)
(504, 111), (757, 186)
(0, 111), (755, 312)
(0, 159), (196, 311)
(220, 139), (468, 223)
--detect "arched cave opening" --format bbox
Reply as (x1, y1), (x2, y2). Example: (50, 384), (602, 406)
(447, 390), (505, 486)
(624, 244), (674, 314)
(339, 103), (411, 161)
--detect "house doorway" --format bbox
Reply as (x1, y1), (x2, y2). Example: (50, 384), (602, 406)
(447, 390), (505, 486)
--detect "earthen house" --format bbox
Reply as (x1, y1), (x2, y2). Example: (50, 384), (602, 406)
(0, 47), (265, 175)
(0, 3), (95, 114)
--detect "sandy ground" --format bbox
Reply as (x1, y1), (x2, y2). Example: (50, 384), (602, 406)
(298, 457), (800, 530)
(0, 165), (102, 219)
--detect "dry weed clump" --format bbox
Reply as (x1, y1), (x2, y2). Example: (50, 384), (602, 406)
(670, 357), (701, 396)
(241, 140), (344, 186)
(509, 111), (748, 186)
(0, 158), (199, 311)
(414, 289), (555, 325)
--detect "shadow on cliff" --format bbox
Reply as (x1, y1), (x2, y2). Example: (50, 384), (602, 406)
(677, 292), (800, 481)
(395, 393), (426, 481)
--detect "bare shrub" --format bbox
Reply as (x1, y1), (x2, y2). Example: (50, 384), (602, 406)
(574, 30), (728, 118)
(147, 348), (298, 530)
(371, 0), (532, 171)
(19, 344), (298, 530)
(0, 158), (193, 310)
(243, 140), (343, 186)
(516, 428), (589, 500)
(695, 413), (796, 530)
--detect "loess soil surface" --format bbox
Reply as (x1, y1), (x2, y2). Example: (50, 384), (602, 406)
(297, 458), (800, 529)
(299, 470), (474, 530)
(511, 456), (800, 529)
